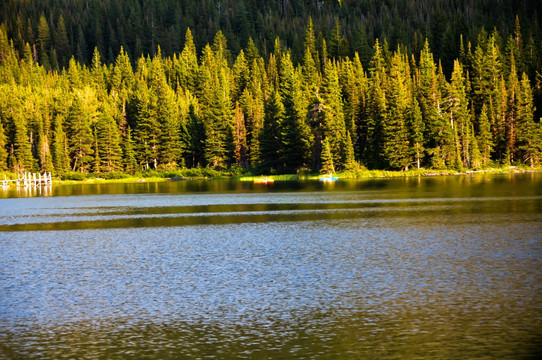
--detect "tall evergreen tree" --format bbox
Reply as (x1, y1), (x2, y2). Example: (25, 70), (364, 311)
(233, 101), (248, 167)
(408, 98), (425, 169)
(51, 114), (70, 176)
(66, 96), (94, 172)
(123, 127), (138, 174)
(54, 15), (70, 69)
(260, 89), (284, 173)
(134, 79), (160, 169)
(95, 110), (123, 172)
(320, 60), (347, 169)
(515, 72), (540, 166)
(477, 104), (493, 167)
(320, 137), (335, 174)
(0, 121), (8, 171)
(383, 50), (411, 170)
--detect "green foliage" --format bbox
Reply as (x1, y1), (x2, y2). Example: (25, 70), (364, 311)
(0, 8), (540, 177)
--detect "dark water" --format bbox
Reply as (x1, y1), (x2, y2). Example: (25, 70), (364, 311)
(1, 173), (541, 359)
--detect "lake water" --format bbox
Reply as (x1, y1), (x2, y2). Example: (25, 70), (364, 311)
(1, 173), (541, 359)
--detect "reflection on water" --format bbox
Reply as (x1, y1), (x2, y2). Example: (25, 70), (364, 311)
(1, 173), (541, 359)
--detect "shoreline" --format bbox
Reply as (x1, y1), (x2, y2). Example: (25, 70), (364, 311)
(45, 166), (542, 185)
(2, 167), (541, 187)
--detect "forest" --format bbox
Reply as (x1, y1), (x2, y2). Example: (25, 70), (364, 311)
(0, 0), (541, 177)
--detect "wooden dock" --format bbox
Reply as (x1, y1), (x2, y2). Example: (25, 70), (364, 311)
(2, 172), (53, 188)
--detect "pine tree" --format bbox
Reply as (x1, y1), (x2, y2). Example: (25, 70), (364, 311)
(417, 39), (453, 169)
(96, 110), (123, 172)
(304, 17), (318, 68)
(185, 103), (205, 168)
(343, 131), (357, 171)
(320, 60), (347, 169)
(506, 53), (520, 163)
(178, 28), (199, 91)
(340, 53), (367, 160)
(260, 89), (284, 173)
(447, 60), (470, 167)
(131, 76), (160, 170)
(515, 72), (540, 166)
(477, 104), (493, 167)
(320, 138), (335, 174)
(232, 50), (250, 103)
(408, 98), (425, 169)
(200, 64), (234, 169)
(383, 50), (412, 170)
(469, 120), (482, 169)
(279, 52), (311, 172)
(364, 72), (387, 169)
(54, 15), (70, 69)
(123, 127), (138, 174)
(66, 96), (94, 172)
(233, 101), (248, 167)
(37, 14), (50, 62)
(36, 121), (54, 173)
(52, 114), (70, 176)
(151, 52), (182, 169)
(90, 47), (106, 90)
(0, 122), (8, 171)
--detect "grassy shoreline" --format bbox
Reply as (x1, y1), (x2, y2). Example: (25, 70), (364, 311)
(3, 166), (541, 186)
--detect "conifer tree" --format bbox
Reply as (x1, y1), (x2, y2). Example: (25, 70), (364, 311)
(200, 55), (234, 169)
(66, 96), (94, 172)
(340, 53), (367, 158)
(96, 110), (123, 172)
(0, 122), (8, 171)
(515, 72), (540, 166)
(343, 131), (357, 171)
(320, 60), (347, 169)
(131, 76), (160, 170)
(383, 50), (411, 170)
(90, 47), (106, 91)
(506, 53), (520, 162)
(123, 127), (138, 174)
(304, 17), (318, 69)
(93, 129), (101, 173)
(36, 121), (53, 173)
(152, 53), (182, 168)
(447, 60), (470, 167)
(477, 104), (493, 166)
(469, 120), (482, 169)
(52, 115), (70, 176)
(279, 52), (311, 172)
(185, 103), (205, 168)
(364, 72), (387, 169)
(233, 101), (248, 167)
(408, 98), (425, 169)
(54, 15), (70, 69)
(232, 50), (250, 103)
(178, 28), (199, 92)
(260, 89), (284, 173)
(320, 138), (335, 174)
(37, 14), (50, 61)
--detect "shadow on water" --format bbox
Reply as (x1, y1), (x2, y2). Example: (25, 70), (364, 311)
(0, 196), (541, 232)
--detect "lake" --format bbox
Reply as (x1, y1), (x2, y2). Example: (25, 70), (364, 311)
(1, 173), (541, 359)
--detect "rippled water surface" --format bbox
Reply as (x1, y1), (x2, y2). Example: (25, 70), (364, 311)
(1, 173), (541, 359)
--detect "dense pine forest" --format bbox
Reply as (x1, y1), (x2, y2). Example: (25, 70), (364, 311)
(0, 0), (541, 177)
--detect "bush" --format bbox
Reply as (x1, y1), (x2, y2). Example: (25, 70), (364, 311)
(99, 171), (130, 179)
(62, 172), (88, 181)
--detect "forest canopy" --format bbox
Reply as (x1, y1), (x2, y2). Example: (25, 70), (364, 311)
(0, 0), (541, 176)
